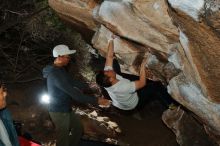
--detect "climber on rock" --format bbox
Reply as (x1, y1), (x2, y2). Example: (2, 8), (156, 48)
(96, 34), (148, 111)
(96, 35), (175, 114)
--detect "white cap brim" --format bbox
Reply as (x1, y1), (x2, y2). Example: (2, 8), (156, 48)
(53, 50), (76, 57)
(68, 50), (76, 55)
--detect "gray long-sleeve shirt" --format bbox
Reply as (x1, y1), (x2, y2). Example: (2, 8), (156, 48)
(43, 65), (97, 112)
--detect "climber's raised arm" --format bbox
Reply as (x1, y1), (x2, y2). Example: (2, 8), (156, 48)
(134, 58), (147, 90)
(105, 35), (116, 67)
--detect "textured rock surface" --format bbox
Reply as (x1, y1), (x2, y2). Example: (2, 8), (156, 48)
(49, 0), (220, 144)
(162, 107), (217, 146)
(204, 0), (220, 34)
(168, 0), (220, 102)
(48, 0), (100, 30)
(94, 0), (178, 54)
(92, 25), (158, 80)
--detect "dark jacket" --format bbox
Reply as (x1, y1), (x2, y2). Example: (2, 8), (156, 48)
(0, 108), (19, 146)
(43, 65), (98, 112)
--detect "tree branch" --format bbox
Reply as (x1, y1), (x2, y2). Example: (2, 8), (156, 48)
(0, 6), (49, 34)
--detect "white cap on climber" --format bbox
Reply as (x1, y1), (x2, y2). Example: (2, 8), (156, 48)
(53, 44), (76, 57)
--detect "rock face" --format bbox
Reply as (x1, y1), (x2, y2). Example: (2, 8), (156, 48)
(48, 0), (100, 30)
(162, 107), (218, 146)
(94, 0), (179, 54)
(49, 0), (220, 144)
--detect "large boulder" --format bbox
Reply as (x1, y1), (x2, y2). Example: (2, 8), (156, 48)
(48, 0), (220, 144)
(167, 0), (220, 139)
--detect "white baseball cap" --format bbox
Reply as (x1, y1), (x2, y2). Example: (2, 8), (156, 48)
(53, 44), (76, 57)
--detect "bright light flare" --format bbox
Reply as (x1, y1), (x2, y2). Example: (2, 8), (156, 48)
(40, 94), (50, 104)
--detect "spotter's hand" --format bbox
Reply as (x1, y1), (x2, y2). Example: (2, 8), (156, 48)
(98, 97), (111, 108)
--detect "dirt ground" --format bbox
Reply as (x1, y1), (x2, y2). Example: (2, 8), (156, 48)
(105, 101), (178, 146)
(6, 81), (178, 146)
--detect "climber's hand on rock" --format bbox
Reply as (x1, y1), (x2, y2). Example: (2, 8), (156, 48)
(141, 57), (148, 68)
(111, 34), (117, 39)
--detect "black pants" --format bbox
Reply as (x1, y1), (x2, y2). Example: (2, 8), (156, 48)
(136, 80), (174, 110)
(49, 111), (83, 146)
